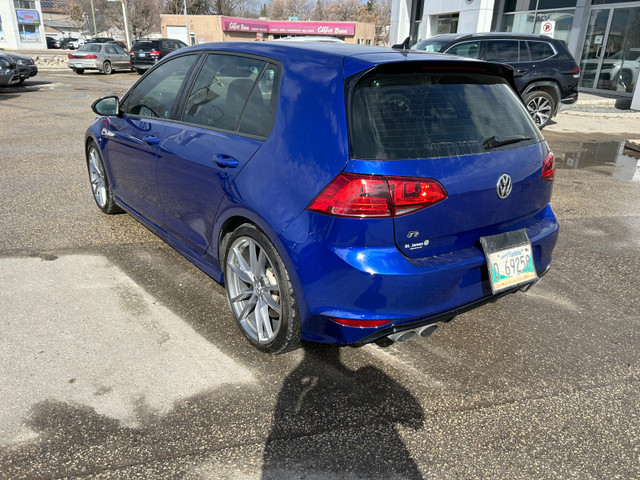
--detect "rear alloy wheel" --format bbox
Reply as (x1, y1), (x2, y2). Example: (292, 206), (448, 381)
(86, 142), (122, 214)
(224, 225), (301, 354)
(524, 91), (555, 129)
(102, 61), (112, 75)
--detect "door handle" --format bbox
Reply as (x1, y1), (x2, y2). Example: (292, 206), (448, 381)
(515, 68), (527, 76)
(143, 135), (159, 145)
(214, 154), (239, 168)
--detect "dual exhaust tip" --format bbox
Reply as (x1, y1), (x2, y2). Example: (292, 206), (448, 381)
(386, 324), (438, 344)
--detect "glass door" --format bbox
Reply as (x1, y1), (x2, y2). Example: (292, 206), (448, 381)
(596, 7), (640, 94)
(580, 6), (640, 95)
(579, 9), (612, 90)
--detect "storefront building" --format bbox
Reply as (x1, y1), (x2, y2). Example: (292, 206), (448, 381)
(0, 0), (47, 50)
(160, 15), (375, 46)
(390, 0), (640, 105)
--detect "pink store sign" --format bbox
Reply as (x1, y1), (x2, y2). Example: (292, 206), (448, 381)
(222, 18), (355, 36)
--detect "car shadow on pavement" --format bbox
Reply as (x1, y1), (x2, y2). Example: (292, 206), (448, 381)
(262, 344), (425, 479)
(1, 344), (426, 479)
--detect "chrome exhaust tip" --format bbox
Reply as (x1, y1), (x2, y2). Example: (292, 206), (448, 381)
(387, 330), (417, 344)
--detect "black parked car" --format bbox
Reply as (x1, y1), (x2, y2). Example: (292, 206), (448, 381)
(0, 51), (37, 84)
(408, 33), (581, 128)
(46, 36), (56, 49)
(54, 37), (79, 49)
(129, 38), (187, 74)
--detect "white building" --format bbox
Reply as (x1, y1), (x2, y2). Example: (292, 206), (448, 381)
(0, 0), (47, 50)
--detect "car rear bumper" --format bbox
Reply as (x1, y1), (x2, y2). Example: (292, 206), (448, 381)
(68, 60), (100, 70)
(283, 205), (559, 345)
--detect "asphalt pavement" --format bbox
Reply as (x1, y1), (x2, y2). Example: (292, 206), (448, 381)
(1, 70), (639, 479)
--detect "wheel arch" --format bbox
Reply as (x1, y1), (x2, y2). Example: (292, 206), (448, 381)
(213, 210), (309, 323)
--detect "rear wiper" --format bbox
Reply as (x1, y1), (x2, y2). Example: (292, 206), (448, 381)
(482, 135), (532, 150)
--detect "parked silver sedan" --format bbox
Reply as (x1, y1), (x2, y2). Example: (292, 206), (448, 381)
(67, 43), (132, 75)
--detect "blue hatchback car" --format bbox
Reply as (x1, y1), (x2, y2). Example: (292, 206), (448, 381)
(86, 42), (558, 353)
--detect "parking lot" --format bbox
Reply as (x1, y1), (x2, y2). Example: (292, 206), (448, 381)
(1, 69), (640, 479)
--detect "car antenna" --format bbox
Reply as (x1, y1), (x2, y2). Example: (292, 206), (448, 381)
(391, 36), (412, 52)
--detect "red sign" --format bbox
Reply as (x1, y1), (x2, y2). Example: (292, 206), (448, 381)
(222, 18), (355, 36)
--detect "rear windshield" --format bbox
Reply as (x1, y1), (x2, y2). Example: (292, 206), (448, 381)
(79, 44), (101, 52)
(133, 41), (157, 50)
(349, 69), (542, 160)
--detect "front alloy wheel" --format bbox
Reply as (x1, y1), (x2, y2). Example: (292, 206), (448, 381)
(224, 225), (301, 354)
(86, 142), (121, 214)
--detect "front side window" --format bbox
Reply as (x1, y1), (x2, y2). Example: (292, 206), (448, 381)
(182, 54), (280, 137)
(446, 42), (480, 59)
(122, 54), (197, 119)
(349, 68), (542, 160)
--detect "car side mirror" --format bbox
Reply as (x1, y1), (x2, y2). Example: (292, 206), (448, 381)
(92, 96), (121, 117)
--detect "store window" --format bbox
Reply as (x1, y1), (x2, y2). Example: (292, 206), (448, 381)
(16, 8), (41, 42)
(502, 10), (574, 43)
(436, 13), (459, 34)
(14, 0), (36, 7)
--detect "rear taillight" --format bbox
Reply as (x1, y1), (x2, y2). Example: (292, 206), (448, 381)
(542, 152), (555, 181)
(129, 50), (134, 55)
(570, 66), (581, 75)
(307, 172), (447, 218)
(68, 54), (73, 59)
(150, 50), (162, 56)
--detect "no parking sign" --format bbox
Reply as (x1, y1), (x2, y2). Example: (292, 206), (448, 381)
(540, 20), (555, 37)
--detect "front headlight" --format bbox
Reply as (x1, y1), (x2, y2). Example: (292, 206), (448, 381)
(0, 59), (11, 70)
(17, 59), (27, 66)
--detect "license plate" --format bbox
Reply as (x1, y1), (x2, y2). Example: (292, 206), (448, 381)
(139, 53), (146, 57)
(75, 63), (83, 67)
(480, 229), (537, 294)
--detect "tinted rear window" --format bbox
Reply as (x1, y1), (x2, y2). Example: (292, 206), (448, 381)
(133, 41), (157, 50)
(349, 70), (542, 160)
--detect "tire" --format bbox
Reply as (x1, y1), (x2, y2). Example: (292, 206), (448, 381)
(135, 69), (144, 75)
(524, 90), (555, 129)
(102, 61), (112, 75)
(74, 68), (84, 74)
(86, 141), (122, 214)
(620, 70), (634, 93)
(224, 224), (301, 354)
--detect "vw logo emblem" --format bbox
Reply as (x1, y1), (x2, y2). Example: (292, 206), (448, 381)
(496, 174), (512, 199)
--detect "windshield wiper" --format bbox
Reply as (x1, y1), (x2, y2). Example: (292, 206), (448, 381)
(483, 135), (532, 150)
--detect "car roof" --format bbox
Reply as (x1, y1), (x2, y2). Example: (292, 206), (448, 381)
(425, 33), (559, 43)
(179, 41), (459, 67)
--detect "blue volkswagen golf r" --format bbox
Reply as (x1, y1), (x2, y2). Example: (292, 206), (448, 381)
(86, 42), (558, 353)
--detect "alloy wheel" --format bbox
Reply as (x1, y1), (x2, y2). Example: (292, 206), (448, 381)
(87, 146), (107, 208)
(526, 95), (552, 128)
(226, 236), (282, 344)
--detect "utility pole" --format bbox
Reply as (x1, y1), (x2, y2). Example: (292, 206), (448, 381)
(89, 0), (97, 36)
(184, 0), (190, 45)
(106, 0), (132, 49)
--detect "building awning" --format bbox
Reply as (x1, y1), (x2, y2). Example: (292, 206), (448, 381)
(221, 17), (356, 36)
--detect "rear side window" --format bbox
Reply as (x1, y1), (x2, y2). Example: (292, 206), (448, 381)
(349, 69), (542, 160)
(484, 40), (519, 62)
(182, 54), (280, 138)
(527, 41), (556, 60)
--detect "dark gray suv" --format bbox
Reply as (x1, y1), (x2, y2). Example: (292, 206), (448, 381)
(409, 33), (581, 129)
